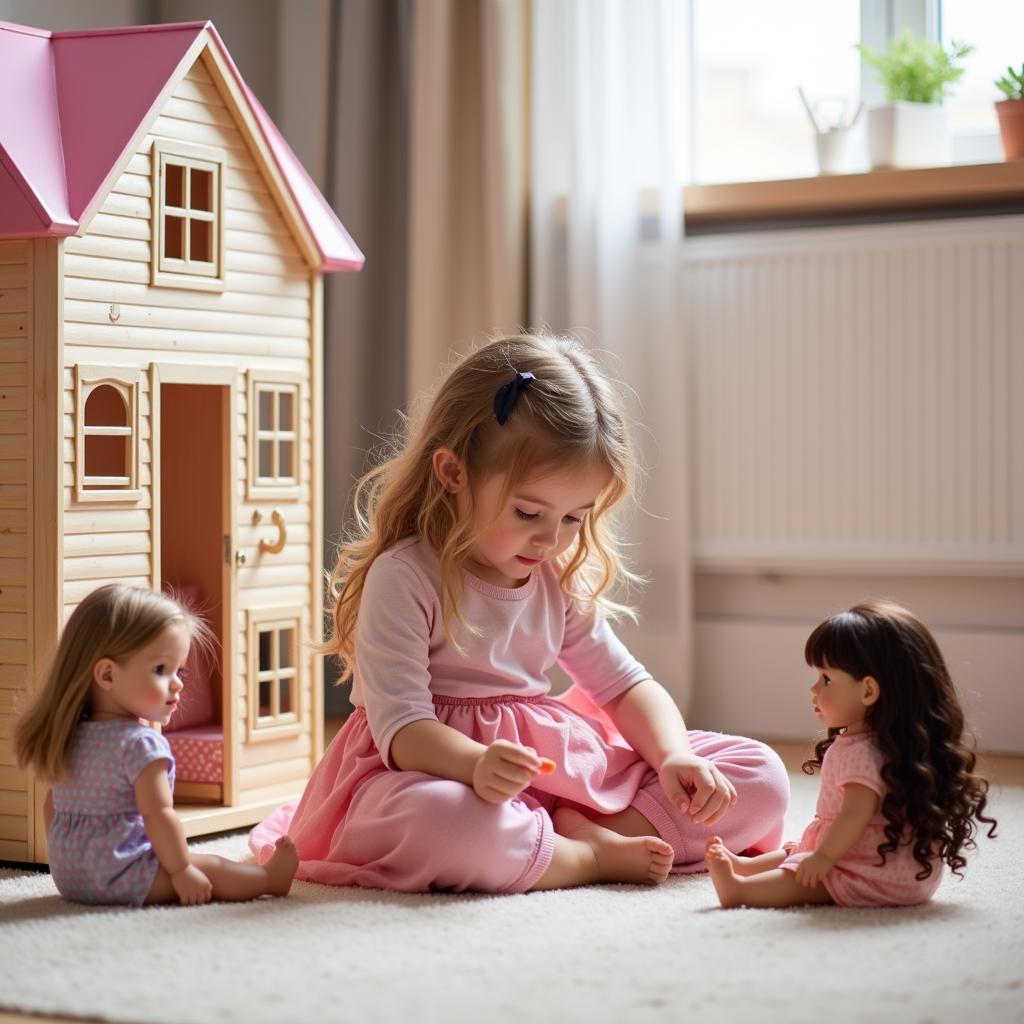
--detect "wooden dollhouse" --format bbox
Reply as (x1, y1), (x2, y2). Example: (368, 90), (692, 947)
(0, 19), (363, 863)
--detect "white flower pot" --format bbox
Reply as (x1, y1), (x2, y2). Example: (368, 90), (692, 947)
(867, 101), (951, 169)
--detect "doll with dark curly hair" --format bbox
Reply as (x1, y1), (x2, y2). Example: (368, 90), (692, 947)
(706, 600), (997, 908)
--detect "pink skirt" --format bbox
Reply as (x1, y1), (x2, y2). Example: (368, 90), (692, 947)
(251, 691), (789, 893)
(781, 816), (943, 906)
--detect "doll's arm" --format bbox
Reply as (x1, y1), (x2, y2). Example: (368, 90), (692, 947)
(391, 719), (545, 803)
(135, 760), (212, 904)
(795, 782), (878, 887)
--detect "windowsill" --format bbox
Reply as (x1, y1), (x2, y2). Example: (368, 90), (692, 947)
(683, 160), (1024, 230)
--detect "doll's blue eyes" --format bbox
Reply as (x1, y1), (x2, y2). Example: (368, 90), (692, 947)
(822, 675), (831, 686)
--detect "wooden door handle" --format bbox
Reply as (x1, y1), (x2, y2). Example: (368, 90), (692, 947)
(258, 509), (287, 555)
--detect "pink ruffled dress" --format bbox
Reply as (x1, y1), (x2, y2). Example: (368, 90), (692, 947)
(780, 732), (943, 906)
(251, 538), (789, 893)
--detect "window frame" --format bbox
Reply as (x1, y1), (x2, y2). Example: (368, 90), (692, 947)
(73, 365), (142, 504)
(150, 140), (226, 292)
(247, 607), (304, 742)
(247, 371), (303, 501)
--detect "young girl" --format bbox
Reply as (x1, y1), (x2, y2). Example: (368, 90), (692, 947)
(705, 600), (998, 908)
(250, 332), (789, 893)
(14, 584), (299, 906)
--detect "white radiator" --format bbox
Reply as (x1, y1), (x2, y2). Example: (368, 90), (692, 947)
(683, 215), (1024, 573)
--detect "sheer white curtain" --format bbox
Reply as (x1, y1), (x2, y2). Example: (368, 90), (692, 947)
(530, 0), (694, 711)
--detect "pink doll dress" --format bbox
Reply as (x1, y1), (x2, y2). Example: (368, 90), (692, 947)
(251, 538), (790, 893)
(780, 731), (943, 907)
(47, 719), (175, 906)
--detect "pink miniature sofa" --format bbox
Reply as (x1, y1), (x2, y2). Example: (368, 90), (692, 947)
(163, 585), (223, 799)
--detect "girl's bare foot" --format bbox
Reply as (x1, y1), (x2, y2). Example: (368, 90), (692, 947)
(553, 806), (674, 885)
(705, 838), (742, 907)
(265, 835), (299, 896)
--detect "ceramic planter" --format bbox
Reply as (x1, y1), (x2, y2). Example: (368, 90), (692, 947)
(995, 99), (1024, 160)
(867, 101), (951, 169)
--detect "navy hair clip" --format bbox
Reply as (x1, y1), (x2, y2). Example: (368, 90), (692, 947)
(493, 370), (536, 425)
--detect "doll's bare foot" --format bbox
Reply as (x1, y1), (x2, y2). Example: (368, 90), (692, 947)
(705, 838), (743, 907)
(265, 835), (299, 896)
(553, 806), (674, 885)
(704, 835), (757, 876)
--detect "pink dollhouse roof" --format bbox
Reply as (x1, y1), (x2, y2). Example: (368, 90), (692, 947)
(0, 20), (363, 271)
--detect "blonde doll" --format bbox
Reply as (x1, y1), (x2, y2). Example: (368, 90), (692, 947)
(250, 332), (789, 892)
(706, 600), (998, 908)
(14, 584), (298, 906)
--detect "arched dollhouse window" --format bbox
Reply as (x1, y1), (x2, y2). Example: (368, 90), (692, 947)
(151, 140), (225, 291)
(74, 367), (141, 503)
(247, 371), (302, 500)
(247, 607), (303, 741)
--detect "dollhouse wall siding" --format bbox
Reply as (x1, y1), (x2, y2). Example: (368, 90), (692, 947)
(0, 239), (29, 860)
(59, 57), (317, 806)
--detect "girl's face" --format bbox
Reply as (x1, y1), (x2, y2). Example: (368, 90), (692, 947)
(92, 622), (191, 724)
(809, 662), (877, 734)
(459, 462), (611, 589)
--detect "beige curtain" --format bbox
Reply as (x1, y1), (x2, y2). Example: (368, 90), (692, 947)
(319, 0), (529, 529)
(406, 0), (530, 400)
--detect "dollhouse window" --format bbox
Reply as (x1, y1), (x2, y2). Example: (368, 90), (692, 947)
(248, 372), (301, 500)
(151, 141), (225, 292)
(74, 367), (142, 503)
(247, 608), (303, 740)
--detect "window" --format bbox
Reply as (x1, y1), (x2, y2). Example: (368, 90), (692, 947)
(942, 0), (1024, 163)
(692, 0), (862, 183)
(689, 0), (1014, 183)
(74, 366), (141, 503)
(151, 140), (225, 290)
(248, 373), (301, 499)
(247, 608), (303, 740)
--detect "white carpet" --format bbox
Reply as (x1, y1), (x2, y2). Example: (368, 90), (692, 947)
(1, 772), (1021, 1024)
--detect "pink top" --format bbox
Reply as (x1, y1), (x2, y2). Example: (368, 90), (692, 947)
(353, 537), (652, 766)
(782, 730), (944, 906)
(811, 731), (889, 825)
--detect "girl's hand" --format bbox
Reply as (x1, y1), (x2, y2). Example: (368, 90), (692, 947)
(171, 863), (213, 906)
(795, 852), (833, 888)
(472, 740), (544, 804)
(658, 754), (737, 826)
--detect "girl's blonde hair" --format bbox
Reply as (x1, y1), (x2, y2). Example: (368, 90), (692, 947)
(328, 331), (643, 678)
(14, 584), (213, 783)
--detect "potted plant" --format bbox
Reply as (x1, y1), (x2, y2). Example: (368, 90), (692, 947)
(857, 30), (973, 169)
(995, 65), (1024, 160)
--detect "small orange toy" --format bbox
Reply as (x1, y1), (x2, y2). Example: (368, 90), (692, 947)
(538, 757), (556, 774)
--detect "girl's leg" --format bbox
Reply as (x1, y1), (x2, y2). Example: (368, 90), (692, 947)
(705, 841), (833, 908)
(590, 733), (791, 871)
(145, 836), (298, 904)
(529, 807), (674, 890)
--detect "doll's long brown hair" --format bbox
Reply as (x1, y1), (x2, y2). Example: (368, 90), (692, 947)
(802, 600), (997, 879)
(325, 332), (643, 679)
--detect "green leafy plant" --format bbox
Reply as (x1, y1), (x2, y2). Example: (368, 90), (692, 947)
(857, 30), (974, 104)
(995, 65), (1024, 100)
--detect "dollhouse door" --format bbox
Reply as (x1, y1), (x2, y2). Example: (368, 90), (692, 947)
(152, 363), (237, 807)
